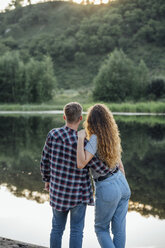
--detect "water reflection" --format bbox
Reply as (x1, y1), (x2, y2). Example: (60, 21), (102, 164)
(0, 115), (165, 219)
(0, 185), (164, 248)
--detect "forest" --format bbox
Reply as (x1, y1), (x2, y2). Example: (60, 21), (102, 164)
(0, 0), (165, 103)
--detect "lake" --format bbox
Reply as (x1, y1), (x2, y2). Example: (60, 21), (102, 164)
(0, 114), (165, 248)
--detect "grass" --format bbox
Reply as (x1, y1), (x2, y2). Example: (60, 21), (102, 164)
(98, 102), (165, 114)
(0, 90), (165, 113)
(0, 102), (165, 114)
(114, 115), (165, 125)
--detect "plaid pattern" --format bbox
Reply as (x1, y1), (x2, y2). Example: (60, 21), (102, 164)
(40, 125), (112, 211)
(40, 126), (90, 211)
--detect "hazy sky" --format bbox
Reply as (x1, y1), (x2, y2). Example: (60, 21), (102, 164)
(0, 0), (109, 12)
(0, 0), (43, 11)
(0, 0), (11, 11)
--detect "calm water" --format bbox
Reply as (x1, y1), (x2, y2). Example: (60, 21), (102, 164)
(0, 115), (165, 248)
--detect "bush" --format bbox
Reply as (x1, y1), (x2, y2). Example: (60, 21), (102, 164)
(25, 56), (56, 103)
(147, 77), (165, 99)
(134, 59), (150, 99)
(74, 52), (86, 64)
(93, 49), (149, 102)
(0, 42), (10, 55)
(0, 52), (57, 103)
(3, 36), (18, 49)
(0, 52), (24, 103)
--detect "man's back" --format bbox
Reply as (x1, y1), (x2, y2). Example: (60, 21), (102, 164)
(40, 125), (94, 211)
(41, 102), (91, 248)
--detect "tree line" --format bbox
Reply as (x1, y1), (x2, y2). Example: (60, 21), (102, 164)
(0, 49), (164, 103)
(0, 0), (165, 103)
(0, 52), (56, 103)
(93, 49), (165, 102)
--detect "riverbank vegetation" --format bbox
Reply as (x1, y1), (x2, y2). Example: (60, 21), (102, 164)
(0, 100), (165, 113)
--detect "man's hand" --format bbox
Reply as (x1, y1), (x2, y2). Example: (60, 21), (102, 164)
(78, 129), (87, 139)
(44, 182), (50, 192)
(119, 160), (125, 176)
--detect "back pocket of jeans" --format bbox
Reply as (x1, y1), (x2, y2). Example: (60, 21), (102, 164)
(99, 182), (120, 203)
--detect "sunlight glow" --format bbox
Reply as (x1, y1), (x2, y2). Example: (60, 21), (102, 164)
(102, 0), (109, 3)
(74, 0), (83, 4)
(0, 0), (112, 12)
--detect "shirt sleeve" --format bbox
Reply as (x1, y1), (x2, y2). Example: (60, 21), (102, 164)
(40, 132), (52, 182)
(85, 134), (97, 155)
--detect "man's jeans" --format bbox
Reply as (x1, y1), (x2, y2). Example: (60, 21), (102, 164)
(95, 170), (131, 248)
(50, 203), (87, 248)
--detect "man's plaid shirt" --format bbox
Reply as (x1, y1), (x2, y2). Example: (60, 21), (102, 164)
(40, 125), (110, 211)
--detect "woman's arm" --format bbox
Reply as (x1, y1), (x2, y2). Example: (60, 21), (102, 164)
(77, 130), (94, 169)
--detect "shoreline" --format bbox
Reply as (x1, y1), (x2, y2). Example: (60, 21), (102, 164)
(0, 101), (165, 114)
(0, 110), (165, 116)
(0, 237), (47, 248)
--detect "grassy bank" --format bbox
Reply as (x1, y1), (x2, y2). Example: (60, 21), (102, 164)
(0, 101), (165, 113)
(0, 89), (164, 113)
(115, 115), (165, 125)
(84, 102), (165, 113)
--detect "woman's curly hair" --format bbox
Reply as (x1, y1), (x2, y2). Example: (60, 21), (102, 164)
(84, 104), (122, 168)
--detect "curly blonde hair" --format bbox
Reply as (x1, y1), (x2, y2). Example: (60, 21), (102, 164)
(84, 104), (122, 168)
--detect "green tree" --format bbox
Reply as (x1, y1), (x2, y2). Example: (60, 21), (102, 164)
(0, 52), (57, 103)
(3, 36), (18, 49)
(25, 56), (57, 103)
(0, 0), (165, 90)
(8, 0), (24, 9)
(0, 42), (9, 56)
(134, 59), (150, 99)
(0, 52), (24, 102)
(93, 49), (137, 102)
(147, 77), (165, 100)
(41, 56), (57, 101)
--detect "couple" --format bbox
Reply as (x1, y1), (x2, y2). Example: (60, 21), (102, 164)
(40, 102), (131, 248)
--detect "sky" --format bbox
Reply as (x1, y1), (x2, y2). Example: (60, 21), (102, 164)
(0, 0), (44, 11)
(0, 0), (110, 11)
(0, 0), (11, 11)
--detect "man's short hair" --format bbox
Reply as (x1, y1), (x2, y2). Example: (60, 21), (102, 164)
(64, 102), (82, 123)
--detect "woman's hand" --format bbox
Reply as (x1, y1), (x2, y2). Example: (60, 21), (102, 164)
(119, 160), (125, 176)
(77, 129), (93, 169)
(78, 129), (87, 139)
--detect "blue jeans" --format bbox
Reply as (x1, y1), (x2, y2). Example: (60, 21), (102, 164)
(95, 170), (131, 248)
(50, 203), (87, 248)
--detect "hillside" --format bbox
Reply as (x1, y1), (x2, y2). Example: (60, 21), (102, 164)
(0, 0), (165, 89)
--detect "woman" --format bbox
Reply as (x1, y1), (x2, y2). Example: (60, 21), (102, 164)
(77, 104), (131, 248)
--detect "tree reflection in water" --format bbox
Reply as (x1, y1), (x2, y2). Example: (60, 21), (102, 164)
(0, 115), (165, 219)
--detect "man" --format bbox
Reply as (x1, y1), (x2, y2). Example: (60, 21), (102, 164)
(40, 102), (94, 248)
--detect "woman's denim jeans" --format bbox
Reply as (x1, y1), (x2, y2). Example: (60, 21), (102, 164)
(50, 203), (86, 248)
(95, 170), (131, 248)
